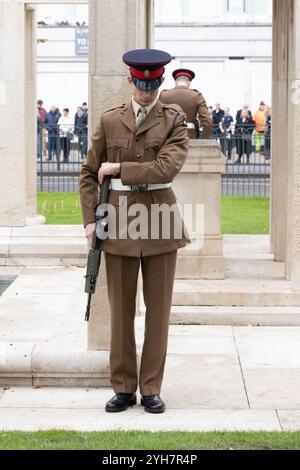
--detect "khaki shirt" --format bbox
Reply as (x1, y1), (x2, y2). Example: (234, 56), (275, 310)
(159, 86), (212, 139)
(131, 95), (159, 122)
(79, 99), (191, 257)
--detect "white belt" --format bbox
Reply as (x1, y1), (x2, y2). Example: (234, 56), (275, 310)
(110, 179), (171, 191)
(187, 122), (195, 129)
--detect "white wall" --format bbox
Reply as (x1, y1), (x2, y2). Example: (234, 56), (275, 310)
(37, 62), (88, 117)
(35, 1), (272, 118)
(155, 0), (272, 23)
(154, 0), (273, 115)
(36, 5), (88, 115)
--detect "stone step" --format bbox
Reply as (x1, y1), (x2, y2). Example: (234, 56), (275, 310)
(172, 279), (300, 307)
(224, 258), (285, 280)
(169, 305), (300, 326)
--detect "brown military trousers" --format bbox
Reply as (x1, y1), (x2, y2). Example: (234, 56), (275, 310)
(104, 249), (177, 396)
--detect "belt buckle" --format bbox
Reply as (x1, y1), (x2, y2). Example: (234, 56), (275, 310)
(131, 183), (148, 192)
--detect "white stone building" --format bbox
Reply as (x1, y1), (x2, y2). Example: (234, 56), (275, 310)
(36, 0), (272, 117)
(155, 0), (272, 115)
(37, 4), (88, 116)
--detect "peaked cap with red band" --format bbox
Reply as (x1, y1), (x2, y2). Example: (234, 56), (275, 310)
(123, 48), (172, 91)
(172, 68), (195, 81)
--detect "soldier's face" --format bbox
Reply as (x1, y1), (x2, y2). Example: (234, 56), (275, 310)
(128, 76), (159, 106)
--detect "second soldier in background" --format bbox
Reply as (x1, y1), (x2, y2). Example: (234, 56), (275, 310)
(159, 68), (212, 139)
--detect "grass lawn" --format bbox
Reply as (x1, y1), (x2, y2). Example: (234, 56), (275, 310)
(221, 196), (269, 234)
(0, 430), (299, 450)
(38, 193), (270, 234)
(38, 192), (82, 225)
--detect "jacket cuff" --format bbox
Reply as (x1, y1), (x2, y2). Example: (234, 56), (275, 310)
(120, 161), (135, 185)
(83, 214), (96, 228)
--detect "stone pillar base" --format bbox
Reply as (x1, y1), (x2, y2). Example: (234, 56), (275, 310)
(176, 237), (225, 279)
(173, 140), (226, 280)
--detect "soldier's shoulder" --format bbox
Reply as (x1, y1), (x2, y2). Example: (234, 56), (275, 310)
(160, 102), (184, 114)
(103, 103), (126, 115)
(191, 88), (204, 96)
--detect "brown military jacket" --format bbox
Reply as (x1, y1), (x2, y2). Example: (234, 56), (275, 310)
(79, 99), (191, 257)
(159, 86), (212, 139)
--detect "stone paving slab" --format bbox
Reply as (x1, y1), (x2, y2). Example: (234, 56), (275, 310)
(164, 324), (233, 337)
(0, 267), (23, 278)
(0, 387), (112, 409)
(222, 235), (272, 258)
(233, 327), (300, 410)
(277, 411), (300, 431)
(170, 305), (300, 327)
(0, 295), (84, 342)
(163, 355), (248, 409)
(241, 368), (300, 410)
(0, 401), (281, 432)
(234, 327), (300, 368)
(3, 266), (85, 296)
(166, 334), (238, 359)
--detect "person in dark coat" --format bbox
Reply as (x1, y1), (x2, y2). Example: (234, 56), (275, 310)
(219, 107), (234, 157)
(220, 121), (236, 161)
(234, 110), (255, 164)
(45, 105), (61, 161)
(236, 104), (252, 125)
(74, 106), (88, 159)
(264, 107), (271, 160)
(212, 103), (225, 136)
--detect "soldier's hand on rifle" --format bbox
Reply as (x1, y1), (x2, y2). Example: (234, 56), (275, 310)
(85, 222), (96, 248)
(98, 162), (121, 184)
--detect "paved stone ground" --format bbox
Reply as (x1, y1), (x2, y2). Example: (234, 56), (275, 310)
(1, 235), (300, 432)
(0, 318), (300, 431)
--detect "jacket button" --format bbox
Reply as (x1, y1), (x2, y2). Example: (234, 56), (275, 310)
(136, 154), (141, 159)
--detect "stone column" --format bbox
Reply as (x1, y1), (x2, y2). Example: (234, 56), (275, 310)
(25, 4), (42, 225)
(285, 0), (300, 289)
(173, 140), (226, 280)
(87, 0), (153, 349)
(270, 0), (289, 261)
(0, 1), (43, 227)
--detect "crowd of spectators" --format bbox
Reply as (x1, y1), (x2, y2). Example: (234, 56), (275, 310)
(207, 101), (271, 164)
(37, 100), (88, 162)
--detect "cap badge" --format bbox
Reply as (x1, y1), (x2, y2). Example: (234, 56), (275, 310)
(144, 70), (150, 78)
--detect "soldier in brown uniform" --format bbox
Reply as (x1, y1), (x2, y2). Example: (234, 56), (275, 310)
(79, 49), (191, 414)
(159, 68), (212, 139)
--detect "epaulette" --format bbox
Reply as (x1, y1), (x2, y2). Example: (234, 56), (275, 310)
(161, 103), (183, 114)
(104, 103), (126, 113)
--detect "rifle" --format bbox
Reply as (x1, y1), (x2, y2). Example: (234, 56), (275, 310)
(84, 175), (111, 321)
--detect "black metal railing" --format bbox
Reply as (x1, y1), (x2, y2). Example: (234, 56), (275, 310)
(37, 125), (271, 197)
(210, 127), (271, 197)
(37, 124), (86, 192)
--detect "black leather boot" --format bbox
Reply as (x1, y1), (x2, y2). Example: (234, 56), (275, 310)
(141, 395), (166, 414)
(105, 392), (137, 412)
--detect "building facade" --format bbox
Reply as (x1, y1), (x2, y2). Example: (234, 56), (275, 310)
(37, 4), (88, 115)
(36, 0), (272, 117)
(155, 0), (272, 114)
